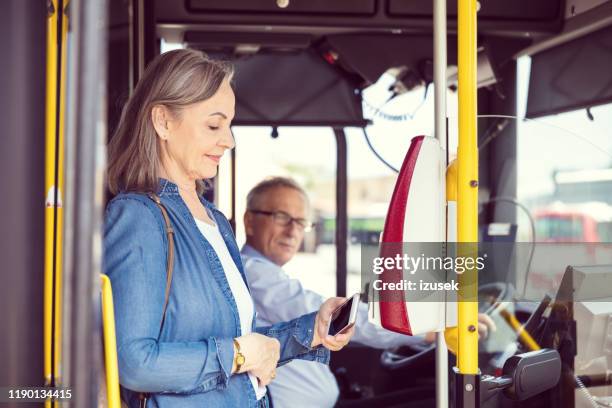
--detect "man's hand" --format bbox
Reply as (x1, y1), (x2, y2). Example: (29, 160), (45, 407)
(477, 313), (496, 340)
(311, 297), (355, 351)
(424, 313), (497, 343)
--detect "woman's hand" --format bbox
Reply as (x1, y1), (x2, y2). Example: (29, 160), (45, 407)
(311, 297), (356, 351)
(233, 333), (280, 386)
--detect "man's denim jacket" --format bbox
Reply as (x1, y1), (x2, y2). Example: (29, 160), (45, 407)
(103, 179), (329, 408)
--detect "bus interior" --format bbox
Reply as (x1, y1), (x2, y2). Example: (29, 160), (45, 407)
(2, 0), (612, 407)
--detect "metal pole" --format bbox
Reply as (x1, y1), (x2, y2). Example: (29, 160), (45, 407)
(434, 0), (449, 406)
(455, 0), (480, 406)
(434, 0), (448, 153)
(334, 128), (348, 298)
(62, 0), (108, 406)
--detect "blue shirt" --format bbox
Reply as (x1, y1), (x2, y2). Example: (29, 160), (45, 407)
(103, 179), (329, 408)
(241, 244), (424, 408)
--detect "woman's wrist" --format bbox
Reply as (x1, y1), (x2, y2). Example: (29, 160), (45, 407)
(231, 340), (238, 374)
(232, 338), (246, 374)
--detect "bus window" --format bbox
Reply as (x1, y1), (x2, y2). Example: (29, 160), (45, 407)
(515, 103), (612, 244)
(512, 57), (612, 301)
(516, 57), (612, 243)
(233, 126), (337, 298)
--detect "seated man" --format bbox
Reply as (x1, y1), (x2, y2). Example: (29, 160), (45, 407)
(241, 177), (495, 408)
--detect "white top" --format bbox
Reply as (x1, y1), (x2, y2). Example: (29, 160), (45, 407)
(241, 244), (424, 408)
(194, 219), (266, 401)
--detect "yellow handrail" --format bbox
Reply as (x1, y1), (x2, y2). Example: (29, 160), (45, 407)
(44, 0), (58, 391)
(44, 3), (68, 406)
(457, 0), (479, 375)
(499, 309), (541, 352)
(444, 160), (459, 355)
(101, 274), (122, 408)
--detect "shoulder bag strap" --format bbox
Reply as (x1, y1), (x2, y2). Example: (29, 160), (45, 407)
(147, 193), (175, 335)
(137, 193), (175, 407)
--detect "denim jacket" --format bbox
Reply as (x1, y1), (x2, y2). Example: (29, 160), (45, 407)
(103, 179), (329, 408)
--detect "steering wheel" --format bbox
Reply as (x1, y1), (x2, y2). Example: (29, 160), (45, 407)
(478, 282), (513, 315)
(380, 282), (514, 371)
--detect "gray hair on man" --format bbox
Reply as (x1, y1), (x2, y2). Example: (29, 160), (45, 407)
(246, 177), (310, 211)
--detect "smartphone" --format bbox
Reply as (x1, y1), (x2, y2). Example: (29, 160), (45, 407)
(327, 293), (360, 336)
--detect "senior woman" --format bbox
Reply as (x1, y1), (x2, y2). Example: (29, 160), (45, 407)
(104, 49), (354, 408)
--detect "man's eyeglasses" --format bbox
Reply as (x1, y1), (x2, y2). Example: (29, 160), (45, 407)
(249, 209), (315, 232)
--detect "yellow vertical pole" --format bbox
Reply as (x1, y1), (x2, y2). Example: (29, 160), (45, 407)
(44, 1), (67, 406)
(444, 161), (459, 356)
(101, 275), (122, 408)
(44, 0), (59, 396)
(446, 161), (458, 219)
(54, 0), (68, 392)
(457, 0), (479, 377)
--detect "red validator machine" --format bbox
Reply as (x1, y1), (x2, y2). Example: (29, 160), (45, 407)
(368, 135), (457, 335)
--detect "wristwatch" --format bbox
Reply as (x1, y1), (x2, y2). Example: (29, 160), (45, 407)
(233, 339), (246, 372)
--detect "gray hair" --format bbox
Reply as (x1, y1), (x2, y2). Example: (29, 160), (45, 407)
(107, 49), (234, 195)
(246, 177), (309, 210)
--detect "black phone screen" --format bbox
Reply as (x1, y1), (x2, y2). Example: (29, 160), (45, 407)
(328, 297), (354, 335)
